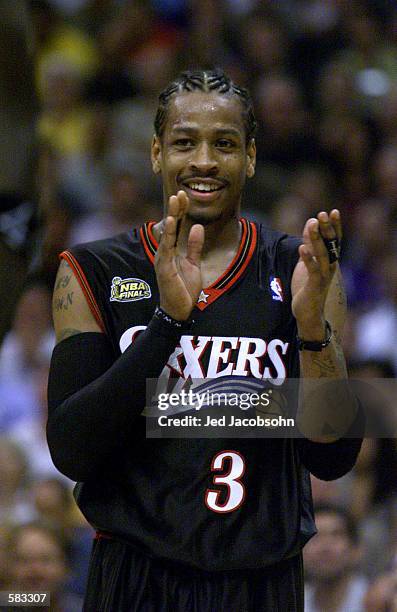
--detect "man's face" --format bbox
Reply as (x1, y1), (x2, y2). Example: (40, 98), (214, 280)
(303, 512), (359, 582)
(151, 91), (256, 224)
(11, 528), (67, 593)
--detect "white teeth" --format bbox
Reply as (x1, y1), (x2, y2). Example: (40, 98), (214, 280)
(188, 182), (220, 192)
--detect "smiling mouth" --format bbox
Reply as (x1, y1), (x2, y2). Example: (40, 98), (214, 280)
(181, 179), (226, 200)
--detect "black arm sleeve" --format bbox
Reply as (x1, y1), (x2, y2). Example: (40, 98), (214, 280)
(47, 317), (184, 482)
(297, 407), (364, 480)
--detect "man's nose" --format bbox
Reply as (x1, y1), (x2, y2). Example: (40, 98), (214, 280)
(189, 142), (218, 174)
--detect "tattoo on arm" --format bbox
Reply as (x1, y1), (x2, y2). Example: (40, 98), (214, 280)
(310, 354), (337, 377)
(54, 292), (74, 312)
(57, 328), (82, 342)
(335, 278), (347, 307)
(55, 273), (72, 290)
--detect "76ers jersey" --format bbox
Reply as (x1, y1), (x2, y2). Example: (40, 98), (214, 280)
(61, 218), (315, 571)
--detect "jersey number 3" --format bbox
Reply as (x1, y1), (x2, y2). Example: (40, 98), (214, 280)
(205, 451), (246, 513)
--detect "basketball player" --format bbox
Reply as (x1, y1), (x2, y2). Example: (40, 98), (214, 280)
(47, 70), (361, 611)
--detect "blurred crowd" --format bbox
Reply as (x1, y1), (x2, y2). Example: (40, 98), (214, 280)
(1, 0), (397, 610)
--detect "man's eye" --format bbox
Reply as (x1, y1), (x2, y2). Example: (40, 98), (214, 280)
(216, 139), (234, 148)
(174, 139), (194, 147)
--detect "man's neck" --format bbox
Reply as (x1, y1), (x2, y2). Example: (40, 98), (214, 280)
(152, 214), (241, 257)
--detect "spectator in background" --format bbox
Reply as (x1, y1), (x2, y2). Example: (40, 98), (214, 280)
(239, 7), (291, 81)
(38, 58), (96, 161)
(316, 62), (359, 119)
(268, 165), (335, 235)
(317, 113), (371, 203)
(0, 524), (12, 590)
(32, 479), (93, 598)
(105, 28), (180, 183)
(7, 521), (83, 612)
(68, 170), (160, 246)
(31, 0), (98, 100)
(330, 2), (397, 117)
(304, 504), (368, 612)
(342, 198), (392, 309)
(0, 280), (53, 387)
(37, 56), (108, 216)
(354, 253), (397, 372)
(343, 360), (397, 579)
(364, 560), (397, 612)
(0, 2), (37, 345)
(373, 84), (397, 147)
(271, 194), (309, 236)
(7, 361), (68, 481)
(288, 164), (335, 214)
(254, 75), (320, 170)
(372, 144), (397, 215)
(0, 438), (36, 525)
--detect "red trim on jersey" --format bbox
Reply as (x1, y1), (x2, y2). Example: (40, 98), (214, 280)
(59, 251), (106, 333)
(139, 222), (157, 264)
(196, 220), (257, 311)
(140, 219), (257, 311)
(95, 531), (114, 540)
(147, 220), (159, 249)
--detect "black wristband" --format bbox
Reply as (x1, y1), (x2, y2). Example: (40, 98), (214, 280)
(297, 320), (332, 352)
(149, 306), (194, 339)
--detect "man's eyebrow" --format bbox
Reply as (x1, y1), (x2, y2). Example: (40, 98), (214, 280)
(170, 126), (242, 138)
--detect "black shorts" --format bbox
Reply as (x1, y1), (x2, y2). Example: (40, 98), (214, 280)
(83, 536), (304, 612)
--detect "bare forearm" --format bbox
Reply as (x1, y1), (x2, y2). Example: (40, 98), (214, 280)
(297, 332), (356, 442)
(299, 335), (347, 379)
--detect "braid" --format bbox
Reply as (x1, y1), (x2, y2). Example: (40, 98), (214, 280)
(154, 69), (257, 143)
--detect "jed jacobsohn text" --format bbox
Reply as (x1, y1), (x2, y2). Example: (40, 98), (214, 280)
(158, 414), (295, 428)
(157, 390), (272, 411)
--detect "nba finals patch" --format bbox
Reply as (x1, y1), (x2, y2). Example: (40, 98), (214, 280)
(110, 277), (151, 302)
(270, 277), (284, 302)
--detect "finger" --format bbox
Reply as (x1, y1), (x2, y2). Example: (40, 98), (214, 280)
(329, 208), (342, 241)
(158, 215), (177, 261)
(167, 194), (180, 218)
(317, 211), (335, 240)
(168, 191), (188, 218)
(186, 224), (204, 266)
(177, 190), (189, 216)
(307, 219), (331, 276)
(302, 218), (316, 255)
(169, 191), (189, 242)
(298, 243), (319, 275)
(318, 210), (342, 264)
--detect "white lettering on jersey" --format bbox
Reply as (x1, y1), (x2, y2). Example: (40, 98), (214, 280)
(119, 327), (289, 383)
(205, 450), (246, 513)
(119, 325), (146, 353)
(263, 339), (289, 386)
(180, 336), (212, 378)
(207, 337), (239, 377)
(233, 338), (267, 377)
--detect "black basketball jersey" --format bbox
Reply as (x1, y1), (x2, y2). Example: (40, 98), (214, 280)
(61, 218), (316, 571)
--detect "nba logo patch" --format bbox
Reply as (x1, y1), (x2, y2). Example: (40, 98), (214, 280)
(270, 277), (284, 302)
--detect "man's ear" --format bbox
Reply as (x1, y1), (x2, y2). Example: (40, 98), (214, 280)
(246, 138), (256, 178)
(151, 135), (162, 174)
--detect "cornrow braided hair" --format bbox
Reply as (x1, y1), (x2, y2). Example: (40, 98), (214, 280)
(154, 69), (257, 143)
